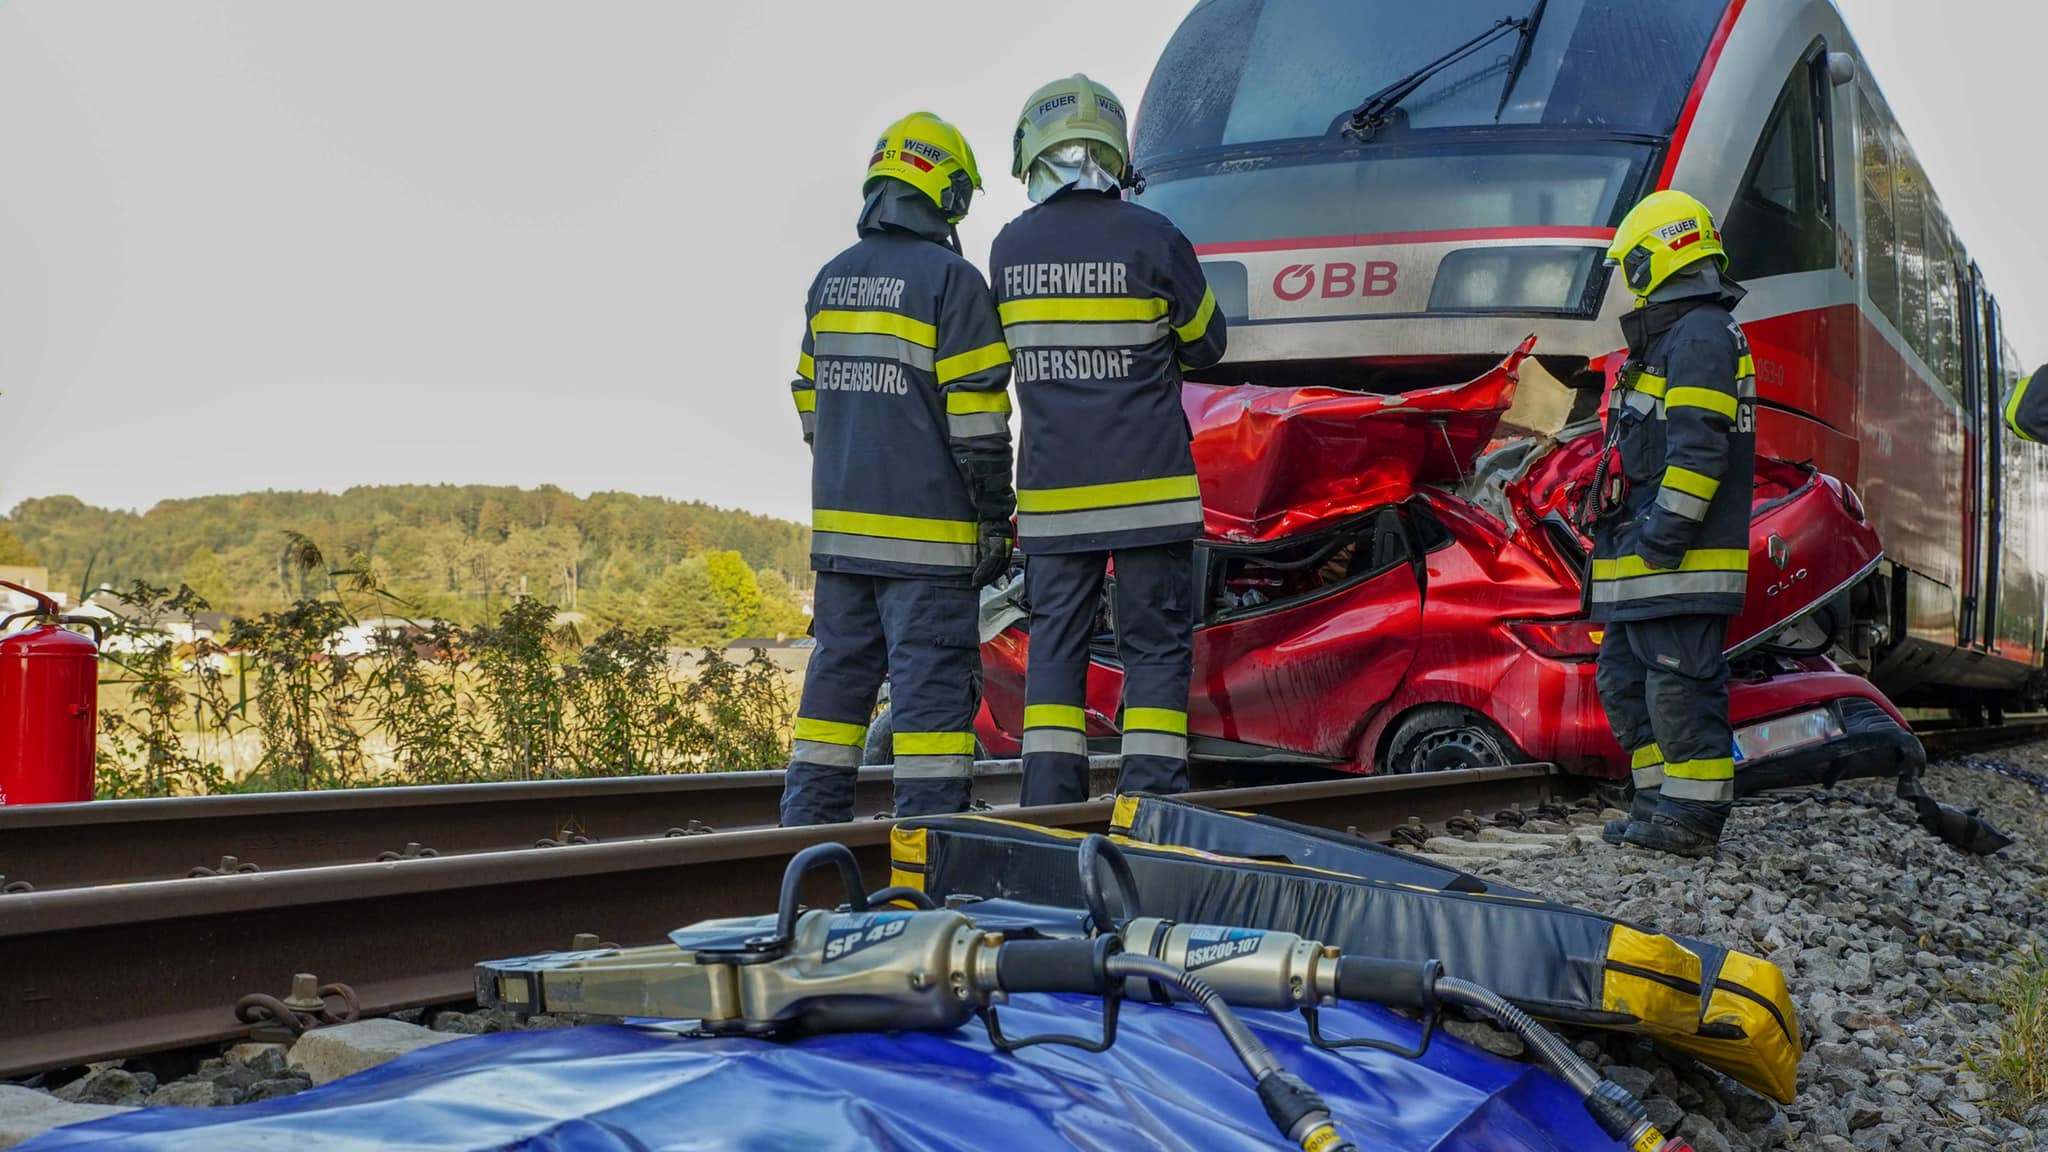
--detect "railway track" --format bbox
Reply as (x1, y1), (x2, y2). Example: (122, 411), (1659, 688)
(0, 762), (1569, 1078)
(0, 716), (2037, 1081)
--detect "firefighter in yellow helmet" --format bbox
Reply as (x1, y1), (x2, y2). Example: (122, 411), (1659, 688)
(989, 75), (1227, 806)
(1588, 189), (1756, 857)
(779, 112), (1017, 826)
(2006, 366), (2048, 442)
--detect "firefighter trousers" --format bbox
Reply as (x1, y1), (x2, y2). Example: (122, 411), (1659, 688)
(779, 572), (979, 827)
(1594, 613), (1734, 835)
(1020, 543), (1194, 807)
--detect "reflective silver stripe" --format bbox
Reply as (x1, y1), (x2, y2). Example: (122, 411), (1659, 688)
(792, 740), (863, 768)
(1018, 498), (1204, 540)
(1736, 375), (1758, 398)
(799, 412), (816, 438)
(1655, 487), (1711, 521)
(813, 531), (976, 569)
(947, 412), (1009, 439)
(811, 332), (935, 371)
(1631, 764), (1666, 790)
(893, 753), (973, 779)
(1591, 570), (1748, 602)
(1121, 731), (1188, 760)
(1661, 775), (1734, 802)
(1625, 391), (1659, 416)
(1001, 320), (1169, 349)
(1023, 729), (1089, 757)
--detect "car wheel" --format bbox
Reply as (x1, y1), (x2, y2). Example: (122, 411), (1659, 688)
(1383, 706), (1526, 774)
(863, 705), (895, 765)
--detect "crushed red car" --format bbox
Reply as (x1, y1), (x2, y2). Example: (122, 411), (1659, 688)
(959, 340), (1921, 792)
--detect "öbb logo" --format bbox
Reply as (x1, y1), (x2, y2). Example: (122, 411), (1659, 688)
(1272, 261), (1400, 302)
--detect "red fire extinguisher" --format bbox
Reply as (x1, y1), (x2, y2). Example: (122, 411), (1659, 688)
(0, 580), (102, 805)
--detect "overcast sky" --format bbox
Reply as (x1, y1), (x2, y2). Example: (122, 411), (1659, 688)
(0, 0), (2039, 524)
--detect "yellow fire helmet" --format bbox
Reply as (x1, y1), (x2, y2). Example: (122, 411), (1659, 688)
(865, 112), (982, 224)
(1011, 73), (1131, 182)
(1606, 189), (1728, 301)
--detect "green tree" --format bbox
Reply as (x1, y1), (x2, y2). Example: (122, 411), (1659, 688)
(0, 521), (39, 566)
(181, 546), (232, 607)
(645, 558), (723, 646)
(704, 550), (762, 639)
(755, 569), (810, 638)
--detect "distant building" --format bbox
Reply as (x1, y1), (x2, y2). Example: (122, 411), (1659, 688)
(328, 617), (442, 657)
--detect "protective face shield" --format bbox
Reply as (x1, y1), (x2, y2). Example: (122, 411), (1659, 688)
(1605, 189), (1727, 303)
(1026, 139), (1126, 203)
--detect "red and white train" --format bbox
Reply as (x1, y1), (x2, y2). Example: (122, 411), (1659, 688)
(1131, 0), (2042, 714)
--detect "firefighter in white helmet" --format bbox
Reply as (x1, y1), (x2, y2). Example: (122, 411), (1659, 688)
(1590, 189), (1756, 857)
(989, 74), (1227, 806)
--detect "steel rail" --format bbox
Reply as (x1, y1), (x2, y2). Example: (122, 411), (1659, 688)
(0, 763), (1567, 1077)
(0, 758), (1143, 893)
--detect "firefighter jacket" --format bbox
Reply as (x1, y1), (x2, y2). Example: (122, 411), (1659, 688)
(1591, 271), (1756, 623)
(792, 184), (1015, 580)
(2006, 365), (2048, 443)
(989, 189), (1226, 554)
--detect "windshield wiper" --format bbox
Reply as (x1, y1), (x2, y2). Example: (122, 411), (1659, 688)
(1493, 0), (1549, 121)
(1341, 15), (1527, 141)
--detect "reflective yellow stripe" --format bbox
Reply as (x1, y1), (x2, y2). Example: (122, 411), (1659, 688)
(1662, 465), (1720, 501)
(797, 352), (815, 381)
(894, 731), (976, 756)
(1174, 287), (1217, 344)
(793, 389), (816, 413)
(1665, 756), (1735, 781)
(1736, 353), (1756, 379)
(1015, 474), (1202, 513)
(1109, 794), (1140, 832)
(1666, 385), (1738, 420)
(1591, 548), (1749, 579)
(1633, 372), (1668, 399)
(810, 309), (937, 348)
(1123, 707), (1187, 734)
(935, 341), (1011, 384)
(793, 717), (866, 746)
(945, 389), (1012, 415)
(998, 297), (1170, 325)
(1023, 703), (1086, 731)
(813, 509), (976, 544)
(2008, 375), (2038, 442)
(1631, 743), (1664, 770)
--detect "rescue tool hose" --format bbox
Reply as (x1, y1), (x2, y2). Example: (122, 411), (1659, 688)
(1103, 954), (1353, 1152)
(1434, 976), (1680, 1150)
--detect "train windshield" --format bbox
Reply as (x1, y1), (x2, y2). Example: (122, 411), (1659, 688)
(1135, 0), (1729, 157)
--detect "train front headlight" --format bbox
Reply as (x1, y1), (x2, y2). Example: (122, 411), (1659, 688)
(1427, 246), (1604, 316)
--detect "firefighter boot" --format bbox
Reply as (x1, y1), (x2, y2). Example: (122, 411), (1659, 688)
(1624, 796), (1729, 858)
(1601, 786), (1660, 846)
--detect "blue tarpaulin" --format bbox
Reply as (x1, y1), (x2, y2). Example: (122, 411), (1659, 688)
(22, 997), (1619, 1151)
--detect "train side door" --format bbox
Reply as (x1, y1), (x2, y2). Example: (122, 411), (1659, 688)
(1958, 265), (1984, 646)
(1982, 293), (2006, 649)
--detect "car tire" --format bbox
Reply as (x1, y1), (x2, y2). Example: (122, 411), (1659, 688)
(1382, 706), (1527, 774)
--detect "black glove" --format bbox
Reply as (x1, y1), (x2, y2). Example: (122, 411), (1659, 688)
(970, 523), (1014, 589)
(958, 455), (1017, 525)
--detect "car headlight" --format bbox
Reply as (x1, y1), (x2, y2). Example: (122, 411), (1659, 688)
(1427, 246), (1604, 316)
(1733, 707), (1844, 763)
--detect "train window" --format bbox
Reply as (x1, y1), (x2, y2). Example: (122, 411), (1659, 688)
(1857, 91), (1902, 331)
(1895, 153), (1931, 366)
(1723, 47), (1835, 280)
(1927, 224), (1960, 395)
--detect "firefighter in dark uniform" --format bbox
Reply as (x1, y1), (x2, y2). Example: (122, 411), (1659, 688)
(990, 75), (1227, 807)
(1590, 190), (1756, 857)
(779, 112), (1017, 827)
(2006, 366), (2048, 442)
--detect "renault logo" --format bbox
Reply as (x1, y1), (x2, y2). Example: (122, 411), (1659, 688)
(1767, 534), (1790, 571)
